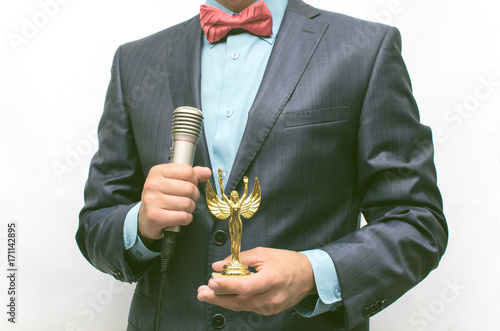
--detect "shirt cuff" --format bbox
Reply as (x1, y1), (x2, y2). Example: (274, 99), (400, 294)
(295, 249), (343, 317)
(123, 202), (160, 261)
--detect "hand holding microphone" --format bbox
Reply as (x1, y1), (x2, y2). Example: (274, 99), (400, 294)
(138, 164), (210, 242)
(137, 107), (211, 248)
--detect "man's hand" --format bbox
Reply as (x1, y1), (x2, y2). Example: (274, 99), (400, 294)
(138, 164), (211, 245)
(197, 247), (317, 316)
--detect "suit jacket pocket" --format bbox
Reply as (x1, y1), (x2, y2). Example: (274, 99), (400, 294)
(284, 106), (349, 128)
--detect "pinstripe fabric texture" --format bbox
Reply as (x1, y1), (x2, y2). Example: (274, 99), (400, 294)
(77, 0), (447, 330)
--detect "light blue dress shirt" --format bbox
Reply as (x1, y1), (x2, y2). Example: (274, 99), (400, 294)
(123, 0), (342, 317)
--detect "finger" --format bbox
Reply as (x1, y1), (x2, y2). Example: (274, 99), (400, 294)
(142, 188), (197, 212)
(140, 210), (194, 239)
(149, 178), (200, 201)
(198, 285), (277, 316)
(154, 163), (201, 185)
(197, 286), (247, 312)
(197, 285), (213, 302)
(157, 209), (194, 227)
(237, 248), (268, 270)
(212, 255), (232, 272)
(209, 249), (272, 295)
(140, 191), (196, 220)
(212, 261), (225, 273)
(158, 194), (197, 213)
(212, 248), (265, 271)
(197, 285), (211, 295)
(209, 271), (272, 296)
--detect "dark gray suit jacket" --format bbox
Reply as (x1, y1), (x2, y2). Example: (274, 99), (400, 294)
(77, 0), (447, 330)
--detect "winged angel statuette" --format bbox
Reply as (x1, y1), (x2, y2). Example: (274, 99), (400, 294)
(206, 169), (261, 277)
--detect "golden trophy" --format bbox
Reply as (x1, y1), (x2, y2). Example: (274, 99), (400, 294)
(206, 169), (261, 279)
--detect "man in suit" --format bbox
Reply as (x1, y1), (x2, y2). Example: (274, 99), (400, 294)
(77, 0), (447, 330)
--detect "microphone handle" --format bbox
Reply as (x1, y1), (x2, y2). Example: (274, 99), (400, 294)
(160, 139), (196, 269)
(160, 106), (203, 272)
(163, 139), (198, 234)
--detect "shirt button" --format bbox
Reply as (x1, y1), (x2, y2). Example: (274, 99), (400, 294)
(225, 109), (233, 118)
(334, 287), (341, 298)
(212, 314), (226, 329)
(220, 171), (226, 179)
(232, 52), (239, 60)
(212, 230), (227, 246)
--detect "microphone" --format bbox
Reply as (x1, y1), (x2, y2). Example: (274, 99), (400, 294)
(168, 106), (204, 167)
(157, 106), (203, 331)
(161, 106), (203, 272)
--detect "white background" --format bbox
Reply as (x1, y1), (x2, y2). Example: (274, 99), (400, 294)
(1, 0), (499, 330)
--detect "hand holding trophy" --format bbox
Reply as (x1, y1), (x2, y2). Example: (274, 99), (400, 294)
(206, 169), (261, 281)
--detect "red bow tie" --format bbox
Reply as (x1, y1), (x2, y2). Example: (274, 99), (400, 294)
(200, 1), (273, 43)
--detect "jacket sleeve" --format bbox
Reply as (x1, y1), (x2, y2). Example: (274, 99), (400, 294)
(322, 27), (448, 329)
(76, 46), (153, 283)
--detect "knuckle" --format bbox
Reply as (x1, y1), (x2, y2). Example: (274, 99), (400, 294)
(144, 178), (161, 192)
(187, 183), (199, 199)
(146, 209), (162, 222)
(141, 191), (152, 204)
(176, 164), (192, 179)
(239, 282), (253, 295)
(143, 180), (154, 191)
(269, 294), (285, 308)
(149, 165), (160, 175)
(231, 301), (243, 312)
(187, 200), (196, 213)
(259, 305), (275, 316)
(177, 182), (198, 201)
(149, 164), (165, 178)
(178, 212), (193, 226)
(178, 198), (196, 214)
(192, 189), (201, 202)
(269, 275), (284, 288)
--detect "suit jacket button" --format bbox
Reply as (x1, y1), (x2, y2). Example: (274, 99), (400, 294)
(111, 270), (124, 282)
(212, 230), (227, 246)
(363, 299), (386, 318)
(363, 305), (374, 318)
(212, 314), (226, 329)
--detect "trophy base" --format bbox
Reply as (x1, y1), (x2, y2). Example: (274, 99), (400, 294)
(211, 264), (254, 295)
(222, 263), (251, 276)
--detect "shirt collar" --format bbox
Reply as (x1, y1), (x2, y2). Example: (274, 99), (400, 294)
(204, 0), (288, 45)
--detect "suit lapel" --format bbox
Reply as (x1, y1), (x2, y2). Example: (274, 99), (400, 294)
(166, 16), (213, 178)
(225, 0), (328, 191)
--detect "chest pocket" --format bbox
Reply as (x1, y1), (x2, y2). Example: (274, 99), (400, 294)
(284, 106), (349, 128)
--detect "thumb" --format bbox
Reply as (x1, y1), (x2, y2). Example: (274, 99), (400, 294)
(194, 166), (212, 183)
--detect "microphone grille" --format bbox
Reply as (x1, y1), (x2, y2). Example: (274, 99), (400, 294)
(172, 106), (204, 140)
